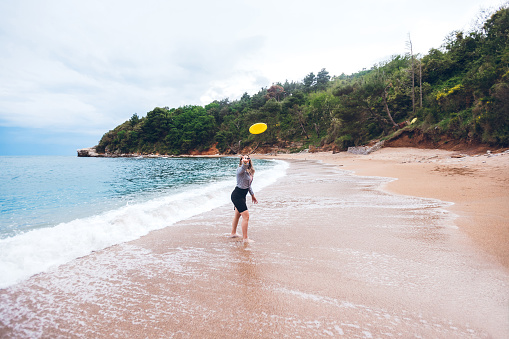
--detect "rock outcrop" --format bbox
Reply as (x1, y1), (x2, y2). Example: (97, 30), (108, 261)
(347, 140), (385, 155)
(77, 147), (101, 157)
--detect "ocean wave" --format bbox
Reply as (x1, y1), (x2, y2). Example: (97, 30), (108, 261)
(0, 159), (288, 289)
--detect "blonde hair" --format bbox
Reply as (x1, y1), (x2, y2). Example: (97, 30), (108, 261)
(239, 156), (255, 175)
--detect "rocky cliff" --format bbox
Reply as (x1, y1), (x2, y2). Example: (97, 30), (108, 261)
(77, 147), (101, 157)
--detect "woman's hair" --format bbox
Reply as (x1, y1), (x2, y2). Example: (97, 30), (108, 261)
(239, 155), (255, 175)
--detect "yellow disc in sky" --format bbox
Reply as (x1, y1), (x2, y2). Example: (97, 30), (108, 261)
(249, 123), (267, 135)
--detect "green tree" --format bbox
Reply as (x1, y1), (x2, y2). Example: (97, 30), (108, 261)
(142, 107), (171, 143)
(303, 72), (316, 92)
(129, 113), (140, 127)
(165, 105), (216, 154)
(307, 91), (339, 137)
(316, 68), (331, 91)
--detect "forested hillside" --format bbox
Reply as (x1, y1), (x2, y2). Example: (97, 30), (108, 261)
(96, 6), (509, 155)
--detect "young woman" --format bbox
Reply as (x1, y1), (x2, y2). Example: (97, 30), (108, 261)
(230, 155), (258, 243)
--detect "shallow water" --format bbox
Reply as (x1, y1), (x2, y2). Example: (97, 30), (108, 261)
(0, 160), (507, 338)
(0, 156), (285, 288)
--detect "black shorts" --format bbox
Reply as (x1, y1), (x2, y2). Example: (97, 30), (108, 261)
(231, 187), (249, 213)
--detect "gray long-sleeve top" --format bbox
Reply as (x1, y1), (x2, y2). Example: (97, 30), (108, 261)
(236, 163), (254, 196)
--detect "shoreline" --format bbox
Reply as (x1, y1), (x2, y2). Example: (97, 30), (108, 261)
(259, 147), (509, 270)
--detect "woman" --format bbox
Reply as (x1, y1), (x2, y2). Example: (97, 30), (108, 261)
(230, 155), (258, 243)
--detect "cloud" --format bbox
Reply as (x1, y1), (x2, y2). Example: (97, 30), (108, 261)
(0, 1), (274, 130)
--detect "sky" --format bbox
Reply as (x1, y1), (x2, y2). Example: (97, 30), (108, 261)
(0, 0), (506, 155)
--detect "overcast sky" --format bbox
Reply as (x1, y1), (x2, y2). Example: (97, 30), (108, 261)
(0, 0), (506, 155)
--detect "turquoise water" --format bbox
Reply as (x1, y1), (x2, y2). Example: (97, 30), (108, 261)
(0, 156), (262, 237)
(0, 156), (288, 288)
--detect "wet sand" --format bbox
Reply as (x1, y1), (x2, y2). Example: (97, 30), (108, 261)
(1, 154), (508, 338)
(267, 147), (509, 269)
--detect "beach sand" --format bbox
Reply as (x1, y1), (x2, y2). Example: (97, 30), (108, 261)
(1, 147), (508, 338)
(267, 147), (509, 269)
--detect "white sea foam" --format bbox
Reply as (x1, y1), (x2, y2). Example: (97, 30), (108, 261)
(0, 160), (288, 289)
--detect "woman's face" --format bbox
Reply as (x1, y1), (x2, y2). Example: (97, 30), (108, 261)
(241, 155), (251, 165)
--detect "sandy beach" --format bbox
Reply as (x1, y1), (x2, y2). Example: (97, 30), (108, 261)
(1, 147), (508, 338)
(267, 147), (509, 269)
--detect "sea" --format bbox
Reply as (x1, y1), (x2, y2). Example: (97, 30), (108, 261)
(0, 155), (288, 289)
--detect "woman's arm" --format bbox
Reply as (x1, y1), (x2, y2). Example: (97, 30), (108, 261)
(237, 162), (249, 174)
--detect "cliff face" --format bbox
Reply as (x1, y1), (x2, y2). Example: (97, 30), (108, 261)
(188, 143), (220, 156)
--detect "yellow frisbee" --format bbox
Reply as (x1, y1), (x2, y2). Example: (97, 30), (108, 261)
(249, 123), (267, 135)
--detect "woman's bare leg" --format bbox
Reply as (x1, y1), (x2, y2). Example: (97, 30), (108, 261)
(240, 210), (253, 242)
(231, 208), (241, 237)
